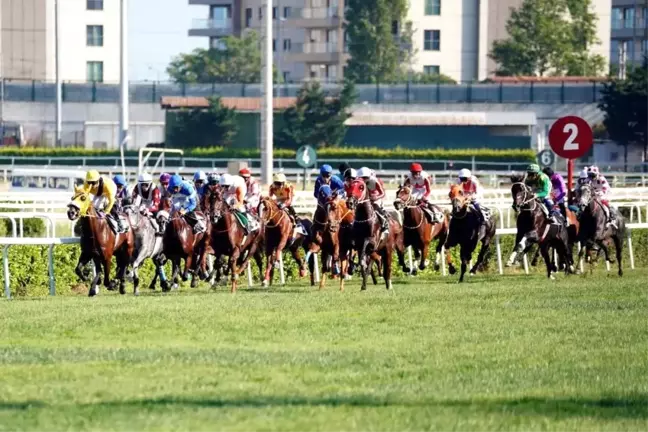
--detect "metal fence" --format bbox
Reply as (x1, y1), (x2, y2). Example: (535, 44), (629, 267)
(1, 79), (606, 105)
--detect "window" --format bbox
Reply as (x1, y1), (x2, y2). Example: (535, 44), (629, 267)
(86, 25), (103, 47)
(245, 8), (252, 27)
(612, 7), (623, 29)
(610, 40), (620, 63)
(623, 7), (635, 28)
(272, 39), (276, 52)
(425, 0), (441, 15)
(391, 20), (399, 35)
(642, 7), (648, 28)
(86, 61), (104, 82)
(423, 65), (440, 75)
(424, 30), (440, 51)
(86, 0), (103, 10)
(283, 38), (292, 51)
(272, 7), (277, 19)
(283, 6), (291, 19)
(282, 71), (290, 83)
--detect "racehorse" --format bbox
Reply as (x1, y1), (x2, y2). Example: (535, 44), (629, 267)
(67, 185), (135, 296)
(346, 179), (409, 290)
(394, 185), (448, 274)
(156, 199), (208, 290)
(257, 196), (312, 286)
(316, 194), (354, 290)
(444, 184), (496, 282)
(205, 190), (263, 293)
(506, 181), (574, 279)
(577, 183), (625, 276)
(121, 196), (165, 292)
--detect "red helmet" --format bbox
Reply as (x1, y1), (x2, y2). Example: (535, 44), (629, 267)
(239, 167), (251, 177)
(410, 163), (423, 173)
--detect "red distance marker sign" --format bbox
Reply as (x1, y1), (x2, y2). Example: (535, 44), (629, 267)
(548, 116), (593, 159)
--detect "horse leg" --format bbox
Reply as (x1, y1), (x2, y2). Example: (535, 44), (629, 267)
(289, 244), (307, 278)
(230, 248), (240, 293)
(116, 254), (128, 295)
(88, 256), (102, 297)
(506, 231), (526, 267)
(75, 250), (92, 282)
(370, 251), (381, 285)
(262, 250), (273, 287)
(612, 234), (623, 276)
(419, 240), (430, 271)
(383, 250), (393, 290)
(530, 246), (542, 267)
(172, 258), (181, 290)
(434, 229), (448, 272)
(470, 239), (491, 275)
(103, 252), (116, 290)
(459, 245), (470, 283)
(319, 251), (329, 290)
(540, 243), (554, 279)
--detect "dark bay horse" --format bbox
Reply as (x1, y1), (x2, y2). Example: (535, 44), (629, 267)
(577, 183), (625, 276)
(206, 192), (263, 292)
(258, 197), (312, 286)
(394, 185), (448, 274)
(346, 179), (408, 290)
(317, 196), (354, 290)
(444, 184), (496, 282)
(506, 181), (574, 279)
(67, 186), (135, 296)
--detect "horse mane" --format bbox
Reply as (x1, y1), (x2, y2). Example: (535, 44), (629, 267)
(510, 173), (525, 183)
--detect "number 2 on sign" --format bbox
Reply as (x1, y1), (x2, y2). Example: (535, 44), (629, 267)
(563, 123), (579, 151)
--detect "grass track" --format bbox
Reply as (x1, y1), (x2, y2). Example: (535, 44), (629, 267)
(0, 271), (647, 431)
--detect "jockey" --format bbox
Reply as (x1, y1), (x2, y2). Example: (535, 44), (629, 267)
(542, 167), (568, 222)
(336, 162), (351, 183)
(239, 167), (260, 214)
(84, 170), (125, 233)
(193, 171), (207, 202)
(314, 164), (345, 199)
(159, 173), (172, 200)
(357, 167), (389, 236)
(343, 168), (358, 196)
(220, 173), (255, 234)
(525, 164), (558, 223)
(404, 163), (439, 215)
(167, 174), (203, 233)
(113, 174), (129, 212)
(587, 165), (616, 225)
(456, 168), (487, 225)
(269, 172), (300, 224)
(132, 172), (161, 233)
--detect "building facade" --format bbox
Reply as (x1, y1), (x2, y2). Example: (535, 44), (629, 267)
(610, 0), (648, 76)
(0, 0), (120, 82)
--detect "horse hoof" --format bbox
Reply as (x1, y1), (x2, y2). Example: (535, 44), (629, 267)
(299, 268), (307, 278)
(469, 271), (475, 277)
(172, 283), (179, 291)
(134, 290), (140, 297)
(88, 288), (98, 297)
(618, 270), (623, 277)
(262, 280), (269, 288)
(434, 264), (440, 272)
(448, 266), (457, 275)
(505, 262), (514, 268)
(360, 286), (367, 291)
(386, 281), (393, 290)
(549, 274), (556, 280)
(411, 269), (418, 276)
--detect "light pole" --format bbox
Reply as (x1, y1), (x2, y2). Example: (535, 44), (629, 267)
(260, 0), (273, 185)
(55, 0), (62, 147)
(119, 0), (129, 175)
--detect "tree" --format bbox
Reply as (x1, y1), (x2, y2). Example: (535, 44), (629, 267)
(598, 60), (648, 169)
(166, 97), (238, 148)
(489, 0), (605, 77)
(345, 0), (410, 83)
(167, 33), (262, 83)
(277, 81), (355, 149)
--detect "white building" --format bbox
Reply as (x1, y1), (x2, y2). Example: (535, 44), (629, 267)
(0, 0), (120, 82)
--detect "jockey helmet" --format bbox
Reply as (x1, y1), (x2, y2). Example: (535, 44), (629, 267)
(159, 173), (171, 184)
(357, 167), (372, 179)
(410, 163), (423, 173)
(207, 173), (220, 185)
(220, 174), (234, 187)
(587, 166), (599, 178)
(138, 172), (153, 184)
(320, 165), (333, 176)
(85, 170), (100, 183)
(273, 172), (287, 184)
(579, 169), (589, 179)
(193, 171), (207, 182)
(239, 167), (251, 178)
(339, 162), (350, 174)
(113, 174), (127, 187)
(526, 164), (541, 174)
(168, 175), (183, 190)
(458, 168), (471, 181)
(344, 168), (357, 180)
(542, 167), (554, 177)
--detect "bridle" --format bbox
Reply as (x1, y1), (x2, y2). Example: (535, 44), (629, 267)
(258, 198), (286, 228)
(511, 182), (537, 212)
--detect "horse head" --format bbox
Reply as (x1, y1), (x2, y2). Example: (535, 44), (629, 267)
(327, 197), (344, 233)
(67, 185), (91, 221)
(345, 179), (366, 211)
(578, 183), (594, 211)
(156, 210), (171, 233)
(257, 196), (277, 225)
(394, 185), (413, 210)
(448, 184), (467, 215)
(510, 181), (533, 212)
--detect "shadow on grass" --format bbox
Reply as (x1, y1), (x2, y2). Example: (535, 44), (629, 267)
(3, 394), (645, 419)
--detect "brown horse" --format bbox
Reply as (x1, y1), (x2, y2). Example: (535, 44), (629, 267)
(346, 179), (408, 290)
(67, 186), (135, 296)
(444, 184), (496, 282)
(394, 185), (448, 274)
(258, 197), (311, 287)
(317, 196), (354, 290)
(205, 191), (263, 292)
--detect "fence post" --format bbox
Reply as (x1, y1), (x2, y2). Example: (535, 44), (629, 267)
(406, 79), (410, 104)
(31, 80), (36, 101)
(499, 82), (503, 103)
(436, 82), (441, 103)
(375, 82), (380, 104)
(62, 82), (66, 102)
(152, 82), (157, 104)
(48, 244), (56, 296)
(3, 245), (10, 299)
(467, 82), (472, 103)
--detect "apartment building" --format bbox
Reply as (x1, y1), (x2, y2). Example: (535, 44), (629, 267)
(610, 0), (648, 76)
(0, 0), (120, 82)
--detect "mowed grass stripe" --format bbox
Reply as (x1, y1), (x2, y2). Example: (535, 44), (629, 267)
(0, 271), (646, 431)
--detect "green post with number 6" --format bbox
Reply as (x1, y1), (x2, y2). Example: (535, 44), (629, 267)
(296, 145), (317, 190)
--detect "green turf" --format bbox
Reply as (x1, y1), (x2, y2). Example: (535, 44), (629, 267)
(0, 271), (646, 431)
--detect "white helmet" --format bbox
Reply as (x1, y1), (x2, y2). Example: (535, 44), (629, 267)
(357, 167), (372, 178)
(193, 171), (207, 182)
(220, 173), (234, 186)
(458, 168), (471, 179)
(138, 172), (153, 183)
(579, 169), (589, 179)
(345, 168), (357, 179)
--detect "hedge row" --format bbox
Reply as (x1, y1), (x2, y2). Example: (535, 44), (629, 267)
(2, 229), (646, 298)
(0, 147), (536, 162)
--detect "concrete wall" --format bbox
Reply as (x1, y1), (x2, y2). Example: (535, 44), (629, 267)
(0, 0), (48, 80)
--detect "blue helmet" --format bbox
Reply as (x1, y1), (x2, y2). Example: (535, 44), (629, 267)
(168, 174), (183, 189)
(319, 184), (333, 199)
(320, 164), (333, 176)
(193, 171), (207, 182)
(113, 174), (126, 187)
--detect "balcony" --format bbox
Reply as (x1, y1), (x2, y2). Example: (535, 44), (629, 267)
(288, 42), (348, 64)
(285, 7), (342, 28)
(188, 18), (233, 37)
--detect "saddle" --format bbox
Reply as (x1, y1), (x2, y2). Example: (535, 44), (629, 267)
(233, 210), (259, 232)
(421, 205), (444, 224)
(107, 214), (130, 234)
